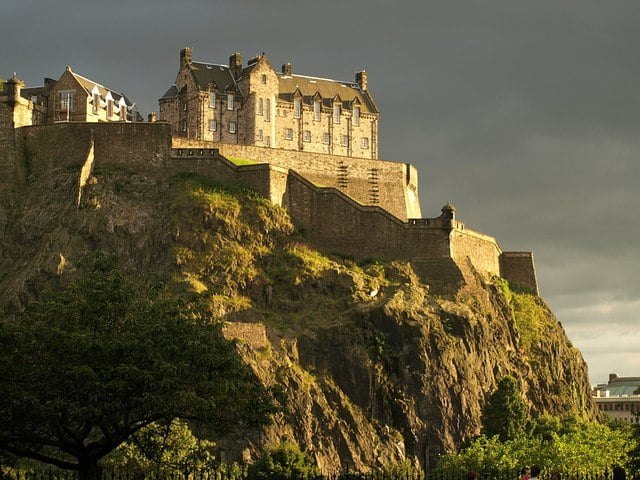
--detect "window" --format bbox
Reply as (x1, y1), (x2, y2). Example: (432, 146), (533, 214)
(294, 98), (302, 119)
(285, 128), (293, 141)
(208, 119), (217, 131)
(182, 121), (187, 132)
(265, 136), (271, 147)
(257, 129), (263, 141)
(314, 101), (321, 121)
(265, 99), (271, 121)
(353, 106), (360, 126)
(209, 92), (216, 109)
(182, 101), (187, 111)
(92, 93), (100, 115)
(119, 104), (127, 121)
(229, 121), (237, 133)
(342, 135), (349, 147)
(361, 137), (369, 149)
(323, 133), (330, 145)
(59, 90), (75, 111)
(107, 99), (114, 118)
(258, 98), (263, 116)
(303, 130), (311, 142)
(226, 94), (234, 111)
(261, 74), (267, 84)
(333, 103), (341, 124)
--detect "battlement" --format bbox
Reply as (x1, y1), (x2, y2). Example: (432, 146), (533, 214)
(0, 120), (538, 294)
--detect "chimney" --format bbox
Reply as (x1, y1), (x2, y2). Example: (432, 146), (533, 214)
(355, 70), (368, 91)
(148, 112), (158, 123)
(229, 52), (243, 79)
(282, 63), (292, 76)
(180, 47), (193, 69)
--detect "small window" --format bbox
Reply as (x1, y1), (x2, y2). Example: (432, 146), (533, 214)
(257, 129), (263, 141)
(182, 121), (187, 132)
(227, 94), (234, 111)
(92, 93), (100, 115)
(361, 137), (369, 149)
(323, 133), (330, 145)
(209, 92), (216, 109)
(333, 103), (341, 124)
(353, 106), (360, 126)
(303, 130), (311, 142)
(208, 119), (217, 131)
(182, 101), (187, 111)
(261, 74), (267, 84)
(285, 128), (293, 141)
(294, 98), (302, 119)
(229, 121), (237, 133)
(341, 135), (349, 147)
(265, 136), (271, 147)
(258, 98), (263, 116)
(265, 99), (271, 121)
(59, 90), (75, 111)
(107, 99), (114, 118)
(314, 101), (321, 121)
(119, 104), (127, 121)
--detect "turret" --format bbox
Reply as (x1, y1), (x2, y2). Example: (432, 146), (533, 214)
(5, 73), (25, 107)
(282, 63), (292, 76)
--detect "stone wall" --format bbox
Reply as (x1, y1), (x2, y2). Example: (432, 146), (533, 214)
(172, 138), (421, 221)
(450, 227), (502, 277)
(221, 322), (269, 350)
(500, 252), (539, 294)
(0, 101), (17, 192)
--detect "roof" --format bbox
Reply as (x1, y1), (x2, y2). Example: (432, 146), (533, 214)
(160, 85), (178, 99)
(67, 69), (135, 107)
(277, 73), (378, 114)
(190, 62), (237, 92)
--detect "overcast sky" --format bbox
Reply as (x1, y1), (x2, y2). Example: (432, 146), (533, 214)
(3, 0), (639, 385)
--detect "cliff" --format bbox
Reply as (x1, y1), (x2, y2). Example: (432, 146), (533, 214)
(0, 166), (599, 473)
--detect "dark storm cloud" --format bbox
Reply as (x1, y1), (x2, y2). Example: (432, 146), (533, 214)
(2, 0), (639, 384)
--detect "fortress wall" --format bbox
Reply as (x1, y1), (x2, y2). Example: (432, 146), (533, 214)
(0, 102), (17, 191)
(172, 138), (421, 221)
(284, 171), (449, 260)
(500, 252), (539, 294)
(449, 227), (502, 277)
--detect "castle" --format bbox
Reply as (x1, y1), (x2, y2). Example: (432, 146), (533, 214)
(0, 50), (538, 294)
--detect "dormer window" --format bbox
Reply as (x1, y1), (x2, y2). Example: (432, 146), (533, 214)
(119, 103), (127, 121)
(294, 98), (302, 119)
(209, 92), (216, 109)
(107, 99), (114, 118)
(353, 106), (360, 126)
(314, 101), (321, 121)
(333, 103), (341, 124)
(92, 93), (100, 115)
(226, 94), (234, 111)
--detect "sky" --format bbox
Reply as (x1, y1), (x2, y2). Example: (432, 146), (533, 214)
(3, 0), (639, 385)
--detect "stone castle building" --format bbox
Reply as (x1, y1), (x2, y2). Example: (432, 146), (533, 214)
(0, 53), (538, 294)
(159, 48), (378, 159)
(0, 67), (141, 128)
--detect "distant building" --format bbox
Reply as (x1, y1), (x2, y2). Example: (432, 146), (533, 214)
(0, 67), (141, 128)
(159, 48), (379, 159)
(593, 373), (640, 423)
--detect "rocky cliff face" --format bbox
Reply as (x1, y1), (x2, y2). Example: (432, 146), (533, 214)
(0, 168), (599, 473)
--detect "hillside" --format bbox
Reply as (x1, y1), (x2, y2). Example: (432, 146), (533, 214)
(0, 167), (599, 472)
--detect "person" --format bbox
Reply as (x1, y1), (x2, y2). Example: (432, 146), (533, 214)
(530, 465), (541, 480)
(520, 467), (531, 480)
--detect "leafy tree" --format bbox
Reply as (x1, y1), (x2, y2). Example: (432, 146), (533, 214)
(104, 419), (215, 478)
(248, 440), (322, 480)
(481, 375), (528, 441)
(0, 253), (274, 480)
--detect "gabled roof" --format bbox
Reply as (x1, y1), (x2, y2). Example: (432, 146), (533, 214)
(277, 73), (378, 113)
(190, 62), (237, 92)
(66, 68), (135, 107)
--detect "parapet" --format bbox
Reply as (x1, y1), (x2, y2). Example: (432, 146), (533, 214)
(499, 251), (539, 294)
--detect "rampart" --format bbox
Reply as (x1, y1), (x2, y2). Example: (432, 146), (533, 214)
(172, 138), (421, 222)
(2, 122), (539, 293)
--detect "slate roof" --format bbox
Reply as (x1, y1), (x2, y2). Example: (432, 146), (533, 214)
(190, 62), (237, 92)
(277, 73), (378, 114)
(69, 70), (135, 107)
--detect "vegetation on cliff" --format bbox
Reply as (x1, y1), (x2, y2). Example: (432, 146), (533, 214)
(0, 168), (602, 474)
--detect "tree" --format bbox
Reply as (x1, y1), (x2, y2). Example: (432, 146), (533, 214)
(247, 440), (322, 480)
(0, 253), (274, 480)
(481, 375), (528, 441)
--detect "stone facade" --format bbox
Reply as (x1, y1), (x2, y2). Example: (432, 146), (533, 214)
(159, 48), (378, 159)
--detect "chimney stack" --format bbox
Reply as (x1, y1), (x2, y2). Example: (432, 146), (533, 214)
(229, 52), (243, 79)
(180, 47), (193, 69)
(355, 70), (368, 91)
(148, 112), (158, 123)
(282, 63), (292, 76)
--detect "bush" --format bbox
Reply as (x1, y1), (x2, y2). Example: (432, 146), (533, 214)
(248, 440), (322, 480)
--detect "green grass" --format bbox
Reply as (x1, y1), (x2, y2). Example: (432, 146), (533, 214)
(225, 156), (260, 166)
